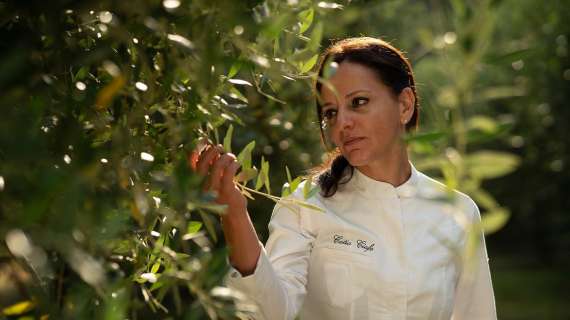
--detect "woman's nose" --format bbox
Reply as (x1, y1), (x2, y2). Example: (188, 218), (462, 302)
(337, 108), (354, 129)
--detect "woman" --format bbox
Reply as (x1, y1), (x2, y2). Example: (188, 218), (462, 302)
(191, 37), (497, 320)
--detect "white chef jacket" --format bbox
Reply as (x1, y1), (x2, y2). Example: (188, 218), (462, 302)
(226, 163), (497, 320)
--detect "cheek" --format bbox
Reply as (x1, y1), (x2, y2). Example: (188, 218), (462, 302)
(374, 108), (400, 130)
(328, 128), (342, 147)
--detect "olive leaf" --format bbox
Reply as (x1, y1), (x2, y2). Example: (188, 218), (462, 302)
(223, 124), (234, 153)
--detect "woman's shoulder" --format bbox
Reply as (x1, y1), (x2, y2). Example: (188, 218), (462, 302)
(415, 170), (479, 219)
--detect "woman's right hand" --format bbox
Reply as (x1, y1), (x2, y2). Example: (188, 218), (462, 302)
(189, 143), (247, 216)
(188, 141), (261, 275)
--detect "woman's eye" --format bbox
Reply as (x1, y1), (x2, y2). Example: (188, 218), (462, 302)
(322, 109), (337, 120)
(351, 97), (369, 108)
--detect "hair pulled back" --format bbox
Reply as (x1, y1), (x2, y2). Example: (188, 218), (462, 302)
(313, 37), (420, 197)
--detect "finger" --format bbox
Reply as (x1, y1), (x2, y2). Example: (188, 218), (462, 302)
(221, 157), (240, 193)
(188, 138), (210, 171)
(188, 150), (199, 171)
(196, 145), (221, 176)
(209, 153), (235, 191)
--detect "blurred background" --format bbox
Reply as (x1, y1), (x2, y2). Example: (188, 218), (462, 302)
(0, 0), (568, 319)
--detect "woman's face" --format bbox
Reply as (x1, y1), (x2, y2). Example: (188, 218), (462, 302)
(320, 61), (413, 168)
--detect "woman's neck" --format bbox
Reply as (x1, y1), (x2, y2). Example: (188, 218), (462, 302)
(356, 145), (411, 187)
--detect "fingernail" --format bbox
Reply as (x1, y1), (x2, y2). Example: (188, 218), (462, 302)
(196, 138), (208, 152)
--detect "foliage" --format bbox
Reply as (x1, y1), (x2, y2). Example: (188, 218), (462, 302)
(0, 0), (333, 318)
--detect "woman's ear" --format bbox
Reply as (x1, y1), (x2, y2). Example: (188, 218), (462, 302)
(398, 87), (415, 125)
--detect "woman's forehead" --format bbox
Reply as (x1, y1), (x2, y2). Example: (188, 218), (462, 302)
(321, 62), (383, 101)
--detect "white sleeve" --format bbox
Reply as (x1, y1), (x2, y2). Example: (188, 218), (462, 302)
(225, 191), (315, 320)
(451, 203), (498, 320)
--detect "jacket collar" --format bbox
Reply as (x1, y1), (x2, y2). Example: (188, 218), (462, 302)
(351, 162), (419, 199)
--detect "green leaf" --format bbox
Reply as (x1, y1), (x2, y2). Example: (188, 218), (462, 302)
(466, 151), (520, 179)
(156, 233), (167, 247)
(467, 116), (497, 133)
(262, 14), (291, 40)
(478, 86), (526, 101)
(273, 37), (280, 55)
(300, 54), (318, 73)
(262, 157), (271, 194)
(255, 171), (265, 190)
(229, 86), (248, 103)
(481, 208), (510, 234)
(308, 22), (323, 51)
(95, 75), (126, 110)
(187, 221), (203, 235)
(254, 157), (271, 194)
(410, 141), (435, 155)
(303, 176), (312, 199)
(255, 157), (266, 190)
(441, 161), (458, 191)
(298, 8), (314, 34)
(74, 66), (89, 81)
(484, 48), (534, 64)
(289, 176), (302, 194)
(2, 300), (35, 316)
(223, 124), (233, 153)
(149, 280), (166, 292)
(285, 165), (292, 183)
(228, 61), (242, 78)
(281, 183), (291, 197)
(236, 167), (258, 183)
(103, 287), (128, 319)
(151, 260), (161, 274)
(213, 126), (220, 146)
(406, 131), (447, 144)
(407, 131), (446, 155)
(288, 47), (315, 63)
(198, 210), (218, 243)
(237, 141), (256, 170)
(472, 189), (499, 211)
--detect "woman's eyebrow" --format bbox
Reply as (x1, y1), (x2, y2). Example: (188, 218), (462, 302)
(322, 89), (371, 107)
(345, 89), (371, 98)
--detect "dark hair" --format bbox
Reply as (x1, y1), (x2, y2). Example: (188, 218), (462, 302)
(312, 37), (420, 197)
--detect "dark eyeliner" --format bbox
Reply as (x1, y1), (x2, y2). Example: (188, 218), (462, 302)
(352, 97), (369, 107)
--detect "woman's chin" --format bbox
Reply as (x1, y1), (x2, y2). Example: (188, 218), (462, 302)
(344, 152), (369, 167)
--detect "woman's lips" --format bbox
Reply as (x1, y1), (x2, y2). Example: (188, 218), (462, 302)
(343, 137), (365, 149)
